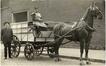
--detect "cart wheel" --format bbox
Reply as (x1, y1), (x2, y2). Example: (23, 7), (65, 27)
(11, 35), (21, 58)
(47, 47), (55, 58)
(24, 43), (34, 60)
(35, 46), (44, 56)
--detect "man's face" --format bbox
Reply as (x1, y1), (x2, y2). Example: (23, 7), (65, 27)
(5, 23), (10, 28)
(34, 9), (38, 12)
(29, 25), (33, 28)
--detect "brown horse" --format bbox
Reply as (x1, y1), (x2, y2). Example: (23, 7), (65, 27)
(53, 2), (103, 65)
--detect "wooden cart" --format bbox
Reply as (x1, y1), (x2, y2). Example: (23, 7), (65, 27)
(11, 22), (55, 60)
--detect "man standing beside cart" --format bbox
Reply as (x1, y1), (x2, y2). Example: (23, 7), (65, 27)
(1, 22), (13, 59)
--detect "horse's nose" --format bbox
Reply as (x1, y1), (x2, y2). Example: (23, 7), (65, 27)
(98, 16), (103, 20)
(97, 14), (103, 20)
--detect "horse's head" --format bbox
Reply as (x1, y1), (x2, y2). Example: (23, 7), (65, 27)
(89, 2), (103, 20)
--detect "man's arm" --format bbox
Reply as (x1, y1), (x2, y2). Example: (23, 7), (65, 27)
(11, 29), (13, 40)
(31, 13), (35, 21)
(1, 29), (3, 41)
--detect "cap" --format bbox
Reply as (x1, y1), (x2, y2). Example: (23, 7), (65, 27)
(3, 22), (10, 25)
(34, 7), (38, 10)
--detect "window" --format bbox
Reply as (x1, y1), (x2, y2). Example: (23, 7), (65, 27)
(13, 11), (27, 22)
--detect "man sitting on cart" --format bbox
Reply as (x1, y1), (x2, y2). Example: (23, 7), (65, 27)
(30, 7), (48, 37)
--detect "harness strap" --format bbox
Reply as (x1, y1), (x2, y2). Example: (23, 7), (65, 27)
(54, 34), (72, 38)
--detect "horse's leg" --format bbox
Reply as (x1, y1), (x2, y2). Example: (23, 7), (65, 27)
(80, 39), (85, 65)
(85, 38), (91, 64)
(54, 45), (60, 62)
(54, 38), (64, 62)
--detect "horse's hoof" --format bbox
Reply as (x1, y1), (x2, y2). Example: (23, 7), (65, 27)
(54, 58), (61, 62)
(49, 55), (54, 58)
(80, 63), (83, 65)
(54, 58), (58, 62)
(80, 61), (84, 65)
(58, 58), (62, 61)
(86, 61), (91, 65)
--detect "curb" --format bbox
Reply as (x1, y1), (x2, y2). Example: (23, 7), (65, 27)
(59, 55), (105, 63)
(42, 54), (105, 63)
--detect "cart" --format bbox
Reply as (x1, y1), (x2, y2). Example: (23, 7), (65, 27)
(11, 22), (55, 60)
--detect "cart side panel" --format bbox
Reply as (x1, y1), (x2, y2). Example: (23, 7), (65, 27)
(11, 22), (55, 42)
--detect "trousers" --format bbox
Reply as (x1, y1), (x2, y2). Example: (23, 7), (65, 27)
(4, 42), (11, 58)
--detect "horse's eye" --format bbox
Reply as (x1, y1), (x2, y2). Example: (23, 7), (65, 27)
(95, 10), (99, 14)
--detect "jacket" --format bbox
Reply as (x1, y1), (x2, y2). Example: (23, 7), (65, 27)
(1, 27), (13, 44)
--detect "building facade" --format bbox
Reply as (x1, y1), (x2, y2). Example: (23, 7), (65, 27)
(1, 0), (104, 22)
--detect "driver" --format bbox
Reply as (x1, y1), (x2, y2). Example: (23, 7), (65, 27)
(31, 7), (47, 28)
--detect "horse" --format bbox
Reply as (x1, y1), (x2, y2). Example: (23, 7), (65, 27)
(52, 2), (103, 65)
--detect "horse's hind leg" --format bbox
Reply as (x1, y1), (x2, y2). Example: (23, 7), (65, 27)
(80, 39), (85, 65)
(54, 38), (64, 62)
(54, 46), (60, 62)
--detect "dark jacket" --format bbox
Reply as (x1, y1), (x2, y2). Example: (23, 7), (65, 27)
(1, 27), (13, 44)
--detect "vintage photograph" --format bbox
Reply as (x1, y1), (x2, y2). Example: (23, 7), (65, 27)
(0, 0), (105, 66)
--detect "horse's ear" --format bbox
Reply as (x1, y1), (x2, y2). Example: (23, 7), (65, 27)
(89, 1), (95, 10)
(91, 1), (95, 7)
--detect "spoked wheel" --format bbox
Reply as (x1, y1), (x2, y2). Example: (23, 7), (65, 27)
(24, 43), (35, 60)
(35, 46), (44, 56)
(47, 47), (55, 58)
(11, 35), (21, 58)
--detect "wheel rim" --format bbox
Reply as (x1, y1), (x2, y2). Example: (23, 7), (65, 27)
(24, 43), (34, 60)
(11, 35), (20, 58)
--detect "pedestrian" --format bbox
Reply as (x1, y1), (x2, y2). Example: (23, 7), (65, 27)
(1, 22), (13, 59)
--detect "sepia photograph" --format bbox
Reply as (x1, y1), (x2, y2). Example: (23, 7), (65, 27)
(0, 0), (105, 66)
